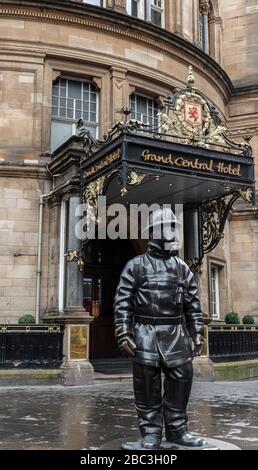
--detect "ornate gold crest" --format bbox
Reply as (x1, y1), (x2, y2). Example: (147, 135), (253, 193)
(157, 66), (254, 159)
(184, 97), (203, 129)
(159, 66), (229, 147)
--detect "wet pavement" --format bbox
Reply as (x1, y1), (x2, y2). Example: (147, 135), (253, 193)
(0, 379), (257, 450)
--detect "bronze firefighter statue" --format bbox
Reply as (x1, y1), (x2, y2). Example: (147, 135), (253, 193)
(114, 208), (206, 450)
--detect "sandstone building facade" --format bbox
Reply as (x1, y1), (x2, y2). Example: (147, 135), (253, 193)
(0, 0), (258, 375)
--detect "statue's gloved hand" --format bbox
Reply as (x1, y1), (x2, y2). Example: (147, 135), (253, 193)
(192, 333), (204, 356)
(118, 335), (136, 357)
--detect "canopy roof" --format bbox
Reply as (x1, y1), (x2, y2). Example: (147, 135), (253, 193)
(81, 131), (254, 207)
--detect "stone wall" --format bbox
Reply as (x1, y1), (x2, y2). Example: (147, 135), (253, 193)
(222, 0), (258, 87)
(229, 213), (258, 321)
(200, 218), (232, 320)
(0, 57), (44, 160)
(0, 169), (50, 322)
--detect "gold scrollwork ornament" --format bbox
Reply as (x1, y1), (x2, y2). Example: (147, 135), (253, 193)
(186, 258), (203, 275)
(120, 170), (146, 196)
(84, 176), (106, 223)
(66, 250), (85, 273)
(128, 170), (146, 186)
(238, 188), (253, 203)
(84, 176), (106, 208)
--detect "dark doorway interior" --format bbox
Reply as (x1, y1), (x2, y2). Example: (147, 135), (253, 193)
(83, 239), (136, 366)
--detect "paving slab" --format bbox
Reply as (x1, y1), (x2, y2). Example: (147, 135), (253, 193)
(0, 380), (257, 450)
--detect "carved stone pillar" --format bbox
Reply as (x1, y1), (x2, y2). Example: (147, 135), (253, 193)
(61, 193), (94, 385)
(165, 0), (174, 33)
(200, 0), (210, 54)
(193, 0), (201, 47)
(184, 204), (214, 381)
(64, 195), (85, 316)
(44, 140), (94, 384)
(209, 16), (223, 64)
(184, 206), (201, 285)
(110, 66), (129, 124)
(106, 0), (126, 13)
(43, 195), (62, 319)
(184, 207), (200, 262)
(175, 0), (183, 35)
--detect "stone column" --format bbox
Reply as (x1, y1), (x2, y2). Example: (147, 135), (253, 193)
(61, 194), (94, 385)
(43, 195), (62, 319)
(175, 0), (183, 35)
(184, 205), (215, 381)
(165, 0), (175, 33)
(64, 195), (85, 316)
(209, 16), (223, 64)
(200, 0), (210, 54)
(184, 206), (200, 285)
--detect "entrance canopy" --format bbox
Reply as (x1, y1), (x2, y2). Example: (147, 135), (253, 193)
(80, 132), (254, 207)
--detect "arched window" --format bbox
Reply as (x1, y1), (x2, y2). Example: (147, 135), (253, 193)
(51, 78), (99, 152)
(129, 93), (159, 127)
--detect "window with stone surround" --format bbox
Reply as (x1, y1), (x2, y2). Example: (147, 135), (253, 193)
(129, 93), (159, 127)
(210, 265), (220, 320)
(51, 78), (99, 152)
(82, 0), (106, 6)
(126, 0), (165, 27)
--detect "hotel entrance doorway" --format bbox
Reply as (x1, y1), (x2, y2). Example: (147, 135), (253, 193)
(83, 239), (137, 364)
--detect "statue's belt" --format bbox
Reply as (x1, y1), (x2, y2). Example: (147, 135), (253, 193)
(134, 314), (184, 326)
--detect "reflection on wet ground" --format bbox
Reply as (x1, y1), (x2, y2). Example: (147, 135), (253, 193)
(0, 379), (257, 450)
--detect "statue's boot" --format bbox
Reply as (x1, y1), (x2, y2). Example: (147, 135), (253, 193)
(171, 432), (207, 448)
(141, 434), (161, 450)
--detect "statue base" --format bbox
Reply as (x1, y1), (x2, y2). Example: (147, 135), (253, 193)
(99, 437), (240, 451)
(121, 439), (218, 451)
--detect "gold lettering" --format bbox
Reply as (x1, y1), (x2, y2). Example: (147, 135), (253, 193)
(140, 149), (241, 178)
(141, 149), (150, 161)
(233, 165), (241, 176)
(215, 162), (241, 176)
(141, 150), (174, 165)
(209, 160), (214, 172)
(84, 148), (121, 178)
(174, 157), (214, 172)
(175, 157), (184, 167)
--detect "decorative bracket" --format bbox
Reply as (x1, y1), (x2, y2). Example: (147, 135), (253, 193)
(83, 176), (106, 207)
(77, 113), (143, 160)
(186, 258), (203, 275)
(65, 250), (85, 273)
(200, 187), (255, 256)
(121, 169), (146, 197)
